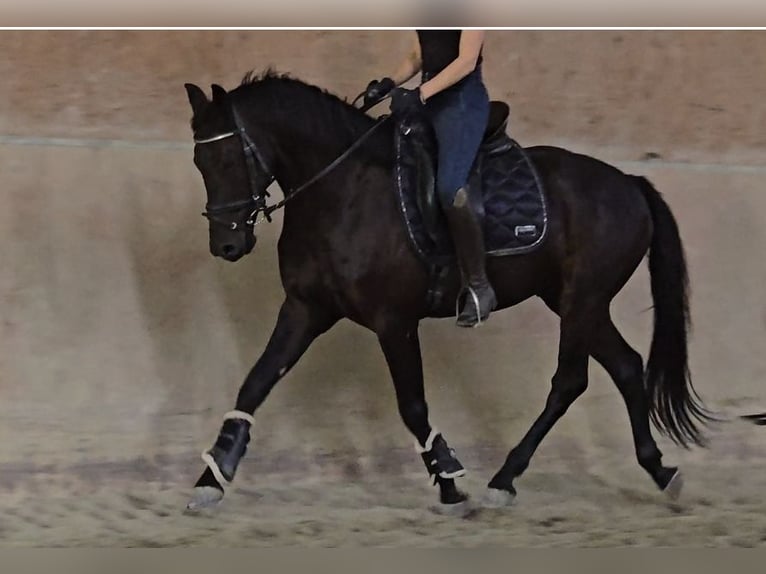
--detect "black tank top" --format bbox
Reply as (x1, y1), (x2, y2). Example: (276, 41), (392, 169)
(416, 30), (483, 76)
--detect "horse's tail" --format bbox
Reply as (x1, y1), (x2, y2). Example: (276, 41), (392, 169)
(635, 175), (713, 447)
(741, 412), (766, 426)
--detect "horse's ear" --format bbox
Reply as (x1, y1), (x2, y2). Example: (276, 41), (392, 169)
(184, 83), (209, 116)
(211, 84), (228, 103)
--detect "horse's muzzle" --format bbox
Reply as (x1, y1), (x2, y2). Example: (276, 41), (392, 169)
(211, 232), (256, 262)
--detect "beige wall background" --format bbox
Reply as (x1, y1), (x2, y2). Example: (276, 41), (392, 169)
(1, 30), (765, 546)
(1, 31), (765, 163)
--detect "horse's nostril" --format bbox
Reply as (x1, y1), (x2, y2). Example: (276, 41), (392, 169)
(222, 244), (237, 256)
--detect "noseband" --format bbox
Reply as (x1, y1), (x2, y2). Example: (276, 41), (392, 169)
(195, 107), (275, 231)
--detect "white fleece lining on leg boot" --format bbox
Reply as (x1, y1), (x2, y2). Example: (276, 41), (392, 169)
(439, 467), (467, 479)
(201, 451), (231, 487)
(415, 429), (440, 453)
(223, 410), (255, 425)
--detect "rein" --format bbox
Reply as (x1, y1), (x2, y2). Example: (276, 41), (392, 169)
(260, 113), (391, 222)
(196, 91), (392, 229)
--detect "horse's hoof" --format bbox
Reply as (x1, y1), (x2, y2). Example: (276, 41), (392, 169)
(662, 469), (684, 501)
(431, 498), (474, 518)
(439, 486), (469, 506)
(186, 486), (224, 512)
(481, 487), (516, 508)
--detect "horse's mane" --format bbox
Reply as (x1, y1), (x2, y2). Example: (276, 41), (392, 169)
(232, 69), (380, 144)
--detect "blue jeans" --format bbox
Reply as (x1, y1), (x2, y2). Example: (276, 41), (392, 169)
(423, 67), (490, 209)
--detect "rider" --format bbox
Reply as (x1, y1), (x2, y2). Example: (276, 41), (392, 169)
(364, 30), (495, 327)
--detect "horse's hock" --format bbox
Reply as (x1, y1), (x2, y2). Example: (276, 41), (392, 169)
(1, 31), (765, 546)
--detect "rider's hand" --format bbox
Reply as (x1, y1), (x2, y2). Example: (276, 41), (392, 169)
(364, 77), (396, 107)
(389, 87), (425, 118)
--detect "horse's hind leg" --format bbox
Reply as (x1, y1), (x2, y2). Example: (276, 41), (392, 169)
(377, 321), (468, 507)
(590, 316), (681, 497)
(188, 297), (337, 510)
(486, 306), (592, 503)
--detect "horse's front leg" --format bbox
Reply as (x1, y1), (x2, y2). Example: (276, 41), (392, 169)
(188, 297), (337, 509)
(377, 320), (468, 508)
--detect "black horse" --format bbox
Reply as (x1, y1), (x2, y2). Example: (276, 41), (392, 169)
(183, 71), (711, 510)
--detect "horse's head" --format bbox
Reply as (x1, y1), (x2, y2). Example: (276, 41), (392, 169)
(185, 82), (275, 262)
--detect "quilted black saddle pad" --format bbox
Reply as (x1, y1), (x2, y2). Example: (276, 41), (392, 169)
(393, 122), (549, 266)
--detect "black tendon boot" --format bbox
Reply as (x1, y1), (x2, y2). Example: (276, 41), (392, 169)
(418, 431), (466, 481)
(444, 186), (497, 327)
(201, 411), (253, 486)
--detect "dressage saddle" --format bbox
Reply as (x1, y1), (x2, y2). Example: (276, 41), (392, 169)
(394, 100), (548, 266)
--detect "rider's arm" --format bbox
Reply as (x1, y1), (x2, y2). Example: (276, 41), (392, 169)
(391, 35), (423, 86)
(419, 30), (485, 102)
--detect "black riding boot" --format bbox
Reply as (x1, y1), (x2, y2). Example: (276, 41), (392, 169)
(444, 186), (497, 327)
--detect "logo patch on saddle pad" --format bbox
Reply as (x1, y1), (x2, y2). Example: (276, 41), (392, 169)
(393, 112), (548, 266)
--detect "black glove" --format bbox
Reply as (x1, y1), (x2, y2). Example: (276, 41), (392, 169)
(364, 77), (395, 107)
(390, 87), (425, 117)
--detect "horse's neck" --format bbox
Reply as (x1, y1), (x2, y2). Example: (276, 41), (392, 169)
(267, 112), (374, 197)
(251, 88), (389, 221)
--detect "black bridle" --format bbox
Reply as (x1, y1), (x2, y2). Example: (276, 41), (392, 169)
(195, 91), (391, 231)
(196, 107), (275, 231)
